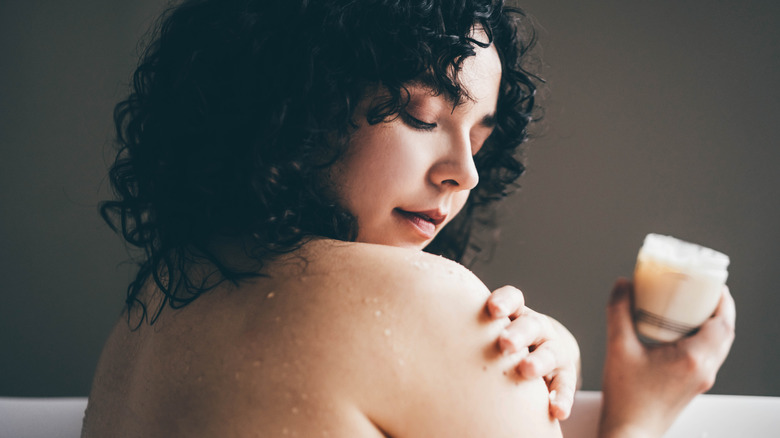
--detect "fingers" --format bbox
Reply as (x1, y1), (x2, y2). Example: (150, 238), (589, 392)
(508, 314), (573, 379)
(487, 285), (525, 319)
(713, 286), (736, 331)
(516, 339), (559, 378)
(675, 286), (736, 390)
(508, 323), (577, 419)
(497, 306), (548, 356)
(680, 286), (736, 354)
(547, 370), (577, 420)
(702, 286), (736, 351)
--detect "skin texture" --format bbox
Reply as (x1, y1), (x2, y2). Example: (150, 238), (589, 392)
(83, 241), (562, 437)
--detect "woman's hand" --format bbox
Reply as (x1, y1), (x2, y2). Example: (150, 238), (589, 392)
(598, 278), (736, 438)
(485, 286), (582, 420)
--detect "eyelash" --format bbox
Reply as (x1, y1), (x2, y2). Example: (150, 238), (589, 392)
(401, 111), (437, 131)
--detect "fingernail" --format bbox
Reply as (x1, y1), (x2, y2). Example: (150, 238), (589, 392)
(549, 390), (572, 419)
(522, 356), (538, 376)
(491, 299), (509, 317)
(498, 330), (515, 353)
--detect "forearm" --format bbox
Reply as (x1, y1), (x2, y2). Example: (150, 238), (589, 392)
(598, 422), (663, 438)
(597, 397), (671, 438)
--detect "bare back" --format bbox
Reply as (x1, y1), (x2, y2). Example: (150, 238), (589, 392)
(83, 240), (561, 437)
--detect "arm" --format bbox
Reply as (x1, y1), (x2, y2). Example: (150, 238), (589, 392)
(485, 286), (582, 419)
(337, 247), (563, 438)
(598, 279), (736, 438)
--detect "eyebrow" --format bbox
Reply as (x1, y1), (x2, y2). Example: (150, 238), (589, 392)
(406, 76), (499, 129)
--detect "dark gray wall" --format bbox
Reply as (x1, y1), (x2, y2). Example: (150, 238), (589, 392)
(1, 0), (778, 398)
(0, 0), (162, 396)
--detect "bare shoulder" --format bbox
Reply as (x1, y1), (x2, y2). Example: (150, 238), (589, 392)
(293, 239), (492, 306)
(266, 240), (562, 437)
(83, 240), (561, 437)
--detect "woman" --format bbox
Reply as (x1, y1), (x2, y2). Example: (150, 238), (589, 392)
(83, 0), (734, 436)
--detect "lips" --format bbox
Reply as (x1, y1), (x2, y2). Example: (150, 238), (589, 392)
(395, 208), (447, 239)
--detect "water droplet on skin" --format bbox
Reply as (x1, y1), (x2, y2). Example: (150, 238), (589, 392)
(411, 259), (430, 269)
(283, 428), (289, 435)
(375, 310), (382, 317)
(267, 291), (275, 299)
(398, 358), (405, 366)
(291, 407), (299, 414)
(384, 328), (392, 336)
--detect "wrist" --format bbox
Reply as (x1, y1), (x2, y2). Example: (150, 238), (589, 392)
(598, 399), (669, 438)
(598, 421), (664, 438)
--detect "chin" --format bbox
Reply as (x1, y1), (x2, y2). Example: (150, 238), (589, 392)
(357, 235), (431, 251)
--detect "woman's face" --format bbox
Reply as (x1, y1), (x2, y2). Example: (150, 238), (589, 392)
(331, 40), (502, 250)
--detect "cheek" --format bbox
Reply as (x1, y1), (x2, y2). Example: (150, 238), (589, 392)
(348, 130), (423, 187)
(330, 141), (399, 208)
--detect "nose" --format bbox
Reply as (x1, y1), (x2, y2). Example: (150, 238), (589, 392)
(429, 133), (480, 191)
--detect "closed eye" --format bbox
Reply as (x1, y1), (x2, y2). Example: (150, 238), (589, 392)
(400, 111), (437, 131)
(471, 135), (489, 157)
(471, 114), (497, 155)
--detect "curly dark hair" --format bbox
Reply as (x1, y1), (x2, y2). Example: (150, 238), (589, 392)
(102, 0), (540, 324)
